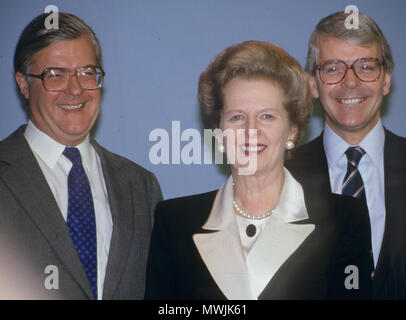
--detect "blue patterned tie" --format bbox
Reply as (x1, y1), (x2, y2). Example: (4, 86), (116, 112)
(342, 146), (366, 200)
(63, 147), (98, 299)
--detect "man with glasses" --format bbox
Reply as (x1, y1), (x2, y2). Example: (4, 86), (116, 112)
(286, 11), (406, 299)
(0, 12), (162, 299)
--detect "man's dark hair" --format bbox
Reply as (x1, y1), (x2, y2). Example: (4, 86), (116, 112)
(14, 12), (102, 75)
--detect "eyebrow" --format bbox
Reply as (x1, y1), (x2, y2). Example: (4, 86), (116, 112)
(223, 107), (283, 118)
(39, 64), (101, 71)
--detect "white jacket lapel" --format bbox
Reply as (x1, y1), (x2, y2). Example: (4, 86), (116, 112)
(247, 169), (315, 297)
(193, 169), (315, 300)
(193, 176), (253, 300)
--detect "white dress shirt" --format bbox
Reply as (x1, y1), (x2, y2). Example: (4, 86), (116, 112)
(323, 120), (385, 266)
(24, 121), (113, 299)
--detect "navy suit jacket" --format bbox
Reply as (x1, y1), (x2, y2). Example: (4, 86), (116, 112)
(286, 129), (406, 299)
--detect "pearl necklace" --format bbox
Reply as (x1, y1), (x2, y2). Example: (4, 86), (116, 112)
(232, 199), (274, 220)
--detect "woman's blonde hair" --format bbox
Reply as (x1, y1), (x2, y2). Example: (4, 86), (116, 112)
(198, 40), (312, 143)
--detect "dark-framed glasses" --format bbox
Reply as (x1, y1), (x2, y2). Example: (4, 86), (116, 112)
(28, 65), (105, 91)
(314, 58), (384, 85)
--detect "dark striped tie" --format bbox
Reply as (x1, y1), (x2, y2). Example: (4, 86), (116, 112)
(342, 146), (366, 199)
(63, 147), (98, 299)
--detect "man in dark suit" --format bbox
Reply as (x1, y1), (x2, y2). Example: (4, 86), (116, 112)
(0, 12), (162, 299)
(286, 11), (406, 299)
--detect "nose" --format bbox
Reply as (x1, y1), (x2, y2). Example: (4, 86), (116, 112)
(342, 67), (360, 89)
(245, 117), (261, 140)
(64, 74), (83, 95)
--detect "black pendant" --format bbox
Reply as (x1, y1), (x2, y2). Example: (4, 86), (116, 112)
(246, 224), (256, 237)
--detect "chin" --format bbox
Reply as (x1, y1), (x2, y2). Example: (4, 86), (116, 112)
(59, 127), (89, 141)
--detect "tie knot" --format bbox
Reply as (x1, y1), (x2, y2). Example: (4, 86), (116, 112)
(345, 146), (365, 166)
(63, 147), (83, 166)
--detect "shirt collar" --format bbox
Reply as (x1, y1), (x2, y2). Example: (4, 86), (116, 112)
(275, 168), (309, 223)
(202, 167), (309, 230)
(323, 119), (385, 168)
(24, 120), (93, 171)
(358, 119), (385, 167)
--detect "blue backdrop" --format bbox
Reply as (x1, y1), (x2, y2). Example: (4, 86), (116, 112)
(1, 0), (405, 199)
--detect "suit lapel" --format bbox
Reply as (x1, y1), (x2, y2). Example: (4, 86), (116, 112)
(0, 127), (94, 298)
(193, 230), (251, 299)
(247, 169), (315, 298)
(92, 142), (134, 300)
(287, 134), (331, 195)
(193, 178), (251, 299)
(248, 216), (315, 297)
(258, 186), (335, 299)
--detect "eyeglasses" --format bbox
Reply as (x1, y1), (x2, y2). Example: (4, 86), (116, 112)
(28, 66), (105, 91)
(314, 58), (384, 85)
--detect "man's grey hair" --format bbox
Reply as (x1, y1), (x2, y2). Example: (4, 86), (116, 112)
(305, 11), (394, 75)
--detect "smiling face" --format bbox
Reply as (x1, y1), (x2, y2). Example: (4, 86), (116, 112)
(15, 35), (101, 146)
(309, 36), (391, 144)
(219, 77), (297, 176)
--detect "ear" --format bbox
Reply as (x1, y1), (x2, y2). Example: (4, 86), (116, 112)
(382, 72), (392, 96)
(288, 125), (298, 142)
(15, 72), (30, 99)
(308, 74), (320, 99)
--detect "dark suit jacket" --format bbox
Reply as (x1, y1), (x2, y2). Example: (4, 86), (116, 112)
(0, 125), (163, 299)
(285, 129), (406, 299)
(145, 186), (372, 300)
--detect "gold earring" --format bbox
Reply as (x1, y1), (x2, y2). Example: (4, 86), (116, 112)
(285, 140), (295, 150)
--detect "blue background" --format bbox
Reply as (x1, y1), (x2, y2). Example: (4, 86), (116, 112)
(1, 0), (405, 199)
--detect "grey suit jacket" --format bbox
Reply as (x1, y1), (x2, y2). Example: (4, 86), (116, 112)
(0, 125), (163, 299)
